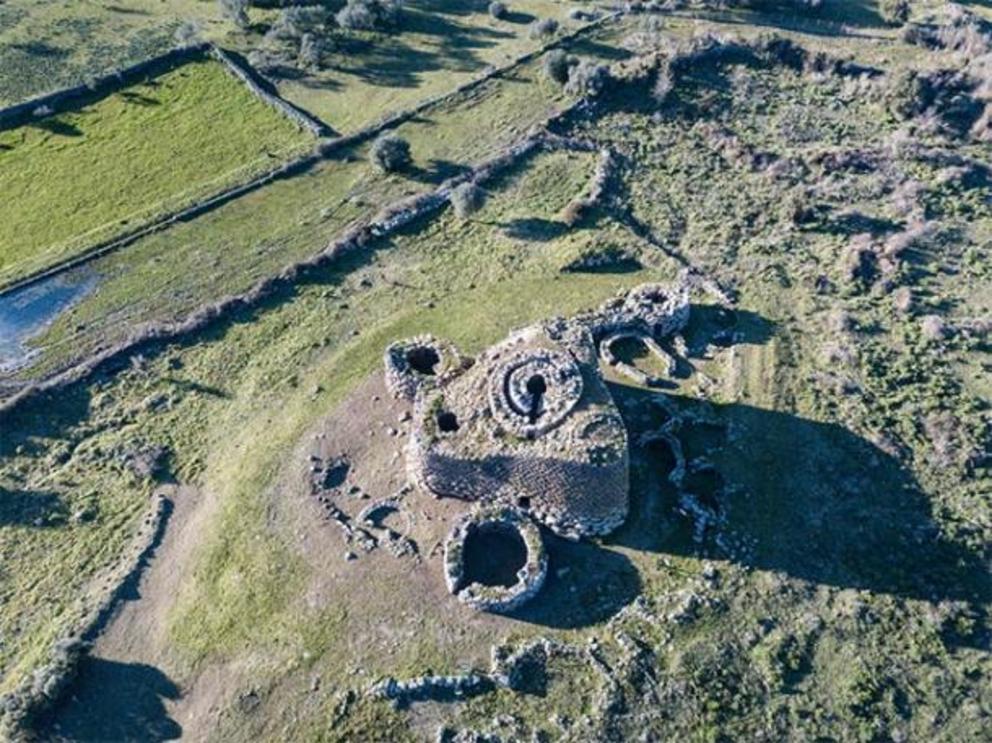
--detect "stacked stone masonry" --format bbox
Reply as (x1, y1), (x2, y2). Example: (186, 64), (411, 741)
(384, 280), (691, 611)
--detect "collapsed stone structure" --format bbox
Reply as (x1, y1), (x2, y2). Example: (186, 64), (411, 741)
(383, 279), (690, 612)
(444, 505), (547, 613)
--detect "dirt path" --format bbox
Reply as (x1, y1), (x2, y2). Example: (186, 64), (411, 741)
(42, 482), (227, 742)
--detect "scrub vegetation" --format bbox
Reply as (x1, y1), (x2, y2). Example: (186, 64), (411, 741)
(0, 2), (989, 742)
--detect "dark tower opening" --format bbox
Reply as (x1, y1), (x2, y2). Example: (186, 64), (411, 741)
(437, 410), (460, 433)
(407, 346), (441, 375)
(525, 374), (547, 423)
(462, 524), (527, 588)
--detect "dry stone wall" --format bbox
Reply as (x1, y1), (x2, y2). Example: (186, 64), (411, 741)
(387, 281), (692, 610)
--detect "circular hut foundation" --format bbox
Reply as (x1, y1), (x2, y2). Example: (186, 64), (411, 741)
(443, 505), (547, 613)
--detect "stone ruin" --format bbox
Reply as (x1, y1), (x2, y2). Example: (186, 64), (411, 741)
(382, 279), (690, 612)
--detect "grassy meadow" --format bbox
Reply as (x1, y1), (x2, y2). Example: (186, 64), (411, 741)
(0, 56), (315, 288)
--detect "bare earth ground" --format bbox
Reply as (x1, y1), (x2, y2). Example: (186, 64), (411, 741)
(2, 3), (991, 741)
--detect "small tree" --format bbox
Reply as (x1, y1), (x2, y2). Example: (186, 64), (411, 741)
(653, 63), (674, 103)
(299, 33), (321, 71)
(450, 183), (485, 218)
(542, 49), (574, 85)
(878, 0), (910, 26)
(370, 134), (411, 172)
(219, 0), (249, 29)
(267, 7), (306, 41)
(564, 59), (611, 97)
(529, 17), (559, 39)
(174, 20), (202, 46)
(489, 1), (508, 20)
(336, 0), (402, 31)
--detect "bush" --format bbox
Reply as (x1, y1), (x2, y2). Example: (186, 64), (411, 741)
(653, 65), (674, 102)
(564, 59), (611, 97)
(449, 182), (485, 218)
(370, 134), (411, 172)
(336, 0), (402, 31)
(298, 33), (321, 70)
(734, 0), (825, 10)
(219, 0), (249, 29)
(542, 49), (575, 85)
(489, 1), (508, 19)
(921, 314), (948, 341)
(267, 7), (307, 41)
(174, 20), (201, 46)
(885, 70), (933, 120)
(892, 286), (913, 314)
(878, 0), (910, 26)
(529, 17), (559, 39)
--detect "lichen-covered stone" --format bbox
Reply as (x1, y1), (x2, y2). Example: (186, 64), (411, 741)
(408, 321), (629, 538)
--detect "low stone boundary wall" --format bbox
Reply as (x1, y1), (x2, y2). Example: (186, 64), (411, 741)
(211, 47), (330, 137)
(0, 493), (173, 737)
(0, 43), (211, 131)
(0, 10), (623, 298)
(0, 129), (552, 417)
(0, 13), (635, 413)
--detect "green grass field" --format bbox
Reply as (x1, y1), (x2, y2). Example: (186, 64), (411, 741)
(0, 0), (230, 105)
(8, 27), (609, 381)
(267, 0), (595, 133)
(1, 3), (990, 741)
(0, 56), (313, 288)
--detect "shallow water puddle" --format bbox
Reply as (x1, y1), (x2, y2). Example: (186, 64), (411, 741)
(0, 273), (96, 372)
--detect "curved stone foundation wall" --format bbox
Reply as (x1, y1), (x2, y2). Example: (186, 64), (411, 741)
(385, 280), (692, 610)
(384, 334), (466, 401)
(579, 278), (691, 342)
(444, 506), (548, 613)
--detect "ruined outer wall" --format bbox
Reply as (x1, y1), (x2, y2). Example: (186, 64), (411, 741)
(410, 431), (628, 537)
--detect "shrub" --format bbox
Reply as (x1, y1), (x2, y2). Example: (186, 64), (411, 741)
(219, 0), (249, 29)
(842, 234), (879, 288)
(336, 0), (402, 31)
(735, 0), (824, 11)
(885, 70), (933, 120)
(449, 182), (485, 218)
(370, 134), (411, 172)
(489, 1), (507, 19)
(892, 286), (913, 314)
(560, 199), (586, 227)
(921, 314), (948, 341)
(174, 20), (201, 46)
(878, 0), (910, 26)
(542, 49), (574, 85)
(267, 7), (307, 41)
(653, 63), (674, 102)
(298, 33), (321, 70)
(565, 59), (611, 97)
(529, 17), (559, 39)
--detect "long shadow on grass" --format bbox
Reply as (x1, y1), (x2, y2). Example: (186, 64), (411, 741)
(31, 119), (83, 138)
(0, 487), (67, 527)
(408, 158), (472, 184)
(501, 217), (569, 241)
(511, 533), (641, 629)
(609, 382), (992, 610)
(41, 658), (182, 741)
(677, 0), (888, 35)
(333, 7), (513, 89)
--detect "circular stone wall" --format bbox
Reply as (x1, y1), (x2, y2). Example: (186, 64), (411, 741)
(488, 349), (583, 439)
(383, 334), (463, 401)
(443, 506), (547, 613)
